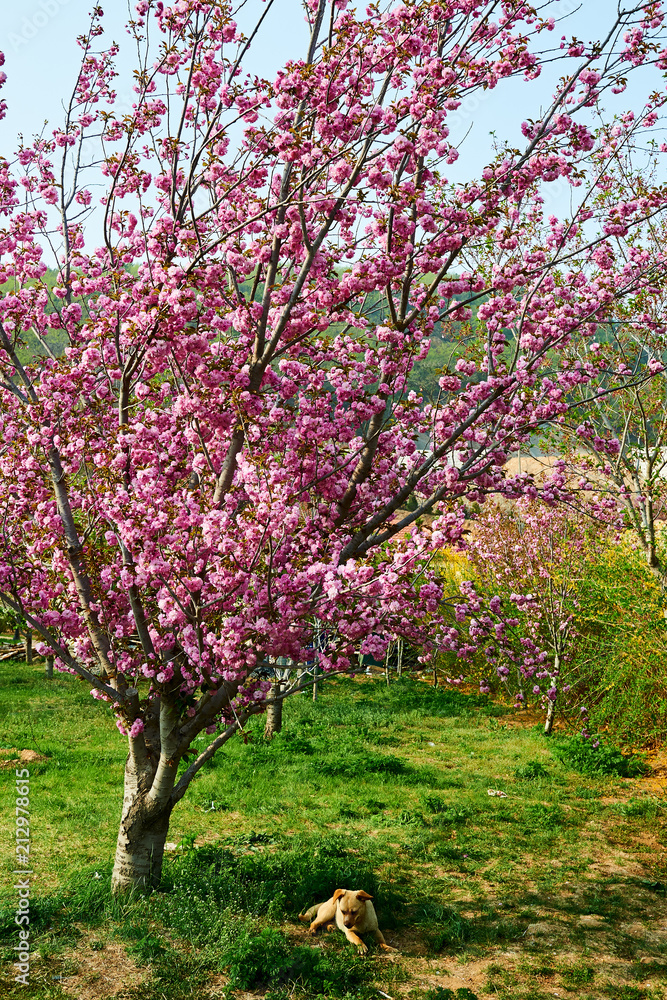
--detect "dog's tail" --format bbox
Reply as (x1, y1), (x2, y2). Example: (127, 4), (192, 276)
(298, 903), (320, 924)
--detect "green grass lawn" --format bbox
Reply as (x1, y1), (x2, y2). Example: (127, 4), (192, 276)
(1, 659), (667, 1000)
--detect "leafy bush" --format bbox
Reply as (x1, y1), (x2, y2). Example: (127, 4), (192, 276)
(394, 809), (427, 826)
(281, 943), (376, 996)
(552, 735), (647, 778)
(612, 798), (663, 820)
(570, 542), (667, 746)
(422, 796), (468, 826)
(198, 917), (378, 996)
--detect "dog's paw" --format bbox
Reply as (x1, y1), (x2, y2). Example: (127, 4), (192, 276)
(357, 942), (368, 954)
(380, 943), (398, 952)
(308, 925), (318, 936)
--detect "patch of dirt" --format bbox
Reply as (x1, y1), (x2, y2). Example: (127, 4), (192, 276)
(492, 706), (568, 732)
(588, 854), (646, 879)
(0, 747), (48, 767)
(619, 920), (667, 944)
(641, 749), (667, 795)
(57, 939), (146, 1000)
(208, 973), (228, 997)
(394, 955), (498, 997)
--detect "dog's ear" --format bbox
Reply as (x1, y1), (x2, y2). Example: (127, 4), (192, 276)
(333, 888), (346, 903)
(356, 891), (373, 901)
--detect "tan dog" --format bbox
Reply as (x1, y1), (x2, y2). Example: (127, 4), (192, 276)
(299, 888), (396, 953)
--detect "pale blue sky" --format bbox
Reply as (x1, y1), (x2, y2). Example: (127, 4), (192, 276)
(0, 0), (308, 144)
(0, 1), (664, 210)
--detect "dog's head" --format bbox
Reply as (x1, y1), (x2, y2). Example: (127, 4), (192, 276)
(333, 888), (373, 928)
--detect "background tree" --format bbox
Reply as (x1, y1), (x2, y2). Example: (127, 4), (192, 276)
(1, 0), (667, 892)
(543, 160), (667, 592)
(456, 496), (612, 733)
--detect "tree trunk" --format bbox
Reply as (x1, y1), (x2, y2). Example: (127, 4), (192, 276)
(544, 656), (560, 736)
(111, 754), (174, 894)
(264, 678), (284, 738)
(312, 622), (322, 701)
(23, 630), (32, 665)
(544, 694), (556, 736)
(45, 655), (54, 679)
(397, 639), (404, 678)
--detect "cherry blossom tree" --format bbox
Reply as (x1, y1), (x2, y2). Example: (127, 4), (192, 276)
(1, 0), (667, 891)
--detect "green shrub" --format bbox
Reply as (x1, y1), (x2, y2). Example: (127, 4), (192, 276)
(613, 798), (663, 820)
(206, 917), (377, 996)
(570, 542), (667, 746)
(551, 735), (647, 778)
(395, 809), (427, 826)
(421, 796), (469, 824)
(126, 931), (168, 963)
(281, 944), (375, 996)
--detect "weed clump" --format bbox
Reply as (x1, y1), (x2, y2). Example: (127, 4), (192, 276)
(422, 795), (469, 826)
(514, 760), (549, 780)
(524, 803), (564, 831)
(312, 750), (407, 778)
(217, 924), (291, 990)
